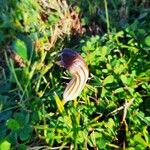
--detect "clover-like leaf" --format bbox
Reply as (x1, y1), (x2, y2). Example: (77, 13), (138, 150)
(145, 36), (150, 47)
(0, 140), (11, 150)
(6, 119), (20, 131)
(103, 75), (114, 85)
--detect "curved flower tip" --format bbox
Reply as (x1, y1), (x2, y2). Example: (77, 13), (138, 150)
(61, 48), (89, 102)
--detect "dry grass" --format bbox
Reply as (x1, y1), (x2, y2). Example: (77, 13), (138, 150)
(38, 0), (82, 50)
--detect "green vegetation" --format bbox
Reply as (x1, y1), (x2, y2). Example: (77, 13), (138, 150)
(0, 0), (150, 149)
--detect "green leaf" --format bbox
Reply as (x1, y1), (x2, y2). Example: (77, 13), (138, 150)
(106, 63), (112, 70)
(6, 119), (20, 131)
(101, 46), (107, 58)
(114, 87), (124, 93)
(144, 117), (150, 126)
(103, 75), (114, 85)
(12, 39), (28, 61)
(15, 112), (30, 126)
(105, 118), (115, 128)
(126, 87), (135, 96)
(145, 36), (150, 47)
(14, 113), (25, 126)
(114, 64), (125, 74)
(115, 31), (124, 37)
(137, 112), (150, 126)
(96, 134), (107, 149)
(19, 125), (33, 141)
(143, 127), (149, 143)
(48, 14), (60, 25)
(89, 131), (96, 147)
(0, 125), (7, 141)
(135, 144), (146, 150)
(128, 148), (135, 150)
(133, 133), (147, 147)
(137, 29), (146, 39)
(0, 140), (11, 150)
(17, 144), (27, 150)
(120, 74), (127, 85)
(54, 93), (65, 114)
(101, 87), (107, 97)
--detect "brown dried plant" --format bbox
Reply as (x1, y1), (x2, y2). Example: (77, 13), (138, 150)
(38, 0), (82, 50)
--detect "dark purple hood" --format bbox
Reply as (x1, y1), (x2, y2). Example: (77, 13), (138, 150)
(61, 48), (79, 69)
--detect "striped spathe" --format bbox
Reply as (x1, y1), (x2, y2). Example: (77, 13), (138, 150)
(61, 48), (89, 103)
